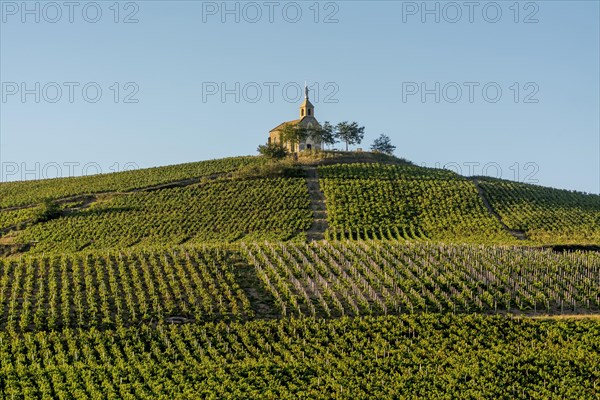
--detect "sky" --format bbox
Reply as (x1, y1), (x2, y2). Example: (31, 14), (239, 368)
(1, 0), (599, 193)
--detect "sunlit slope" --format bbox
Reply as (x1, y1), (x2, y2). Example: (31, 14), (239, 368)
(0, 207), (38, 232)
(1, 156), (599, 253)
(1, 314), (597, 399)
(1, 241), (597, 334)
(478, 178), (600, 244)
(16, 178), (312, 253)
(0, 155), (598, 399)
(0, 156), (265, 208)
(243, 240), (600, 318)
(319, 163), (514, 242)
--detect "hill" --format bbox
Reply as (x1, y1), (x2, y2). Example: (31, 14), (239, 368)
(1, 152), (598, 255)
(0, 151), (598, 398)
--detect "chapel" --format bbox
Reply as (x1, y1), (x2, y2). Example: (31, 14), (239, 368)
(268, 86), (322, 153)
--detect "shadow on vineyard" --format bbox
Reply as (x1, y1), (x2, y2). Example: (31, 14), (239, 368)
(547, 244), (600, 253)
(232, 254), (282, 320)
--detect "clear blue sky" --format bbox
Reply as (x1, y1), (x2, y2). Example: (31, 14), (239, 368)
(1, 1), (599, 193)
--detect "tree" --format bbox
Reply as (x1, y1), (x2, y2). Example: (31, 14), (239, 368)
(309, 121), (336, 148)
(34, 199), (61, 222)
(257, 143), (288, 159)
(335, 121), (365, 151)
(370, 134), (396, 155)
(279, 123), (308, 153)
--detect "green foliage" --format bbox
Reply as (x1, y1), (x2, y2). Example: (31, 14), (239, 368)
(2, 240), (597, 334)
(0, 207), (38, 231)
(279, 123), (309, 149)
(257, 143), (288, 159)
(17, 179), (312, 252)
(479, 178), (600, 244)
(233, 160), (303, 180)
(318, 161), (460, 181)
(370, 134), (396, 155)
(0, 154), (598, 398)
(0, 156), (265, 208)
(309, 121), (336, 147)
(0, 246), (253, 333)
(243, 240), (600, 317)
(319, 163), (513, 242)
(33, 199), (62, 223)
(335, 121), (365, 151)
(0, 314), (597, 398)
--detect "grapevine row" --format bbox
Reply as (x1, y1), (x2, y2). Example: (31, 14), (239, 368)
(242, 240), (600, 317)
(0, 314), (597, 399)
(479, 178), (600, 244)
(318, 163), (515, 243)
(0, 247), (252, 333)
(17, 178), (312, 253)
(0, 156), (267, 209)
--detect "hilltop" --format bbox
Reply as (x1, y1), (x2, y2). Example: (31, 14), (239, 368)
(0, 151), (597, 256)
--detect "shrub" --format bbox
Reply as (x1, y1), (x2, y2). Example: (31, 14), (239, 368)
(257, 143), (288, 159)
(232, 160), (303, 180)
(34, 199), (62, 222)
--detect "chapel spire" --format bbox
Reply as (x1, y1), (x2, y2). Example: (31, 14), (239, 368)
(300, 83), (314, 118)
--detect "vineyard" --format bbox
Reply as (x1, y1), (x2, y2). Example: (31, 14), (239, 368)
(3, 159), (598, 254)
(0, 246), (254, 334)
(0, 154), (598, 398)
(0, 314), (597, 399)
(318, 163), (515, 242)
(0, 156), (266, 209)
(0, 240), (598, 335)
(478, 178), (600, 244)
(0, 207), (37, 232)
(15, 178), (312, 253)
(243, 240), (600, 317)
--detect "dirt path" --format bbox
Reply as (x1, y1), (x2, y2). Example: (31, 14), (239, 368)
(303, 166), (328, 242)
(472, 178), (527, 240)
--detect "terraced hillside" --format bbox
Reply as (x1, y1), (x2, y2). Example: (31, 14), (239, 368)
(317, 162), (599, 246)
(0, 153), (598, 398)
(477, 178), (600, 245)
(15, 178), (312, 253)
(0, 156), (266, 209)
(319, 163), (515, 242)
(2, 156), (598, 254)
